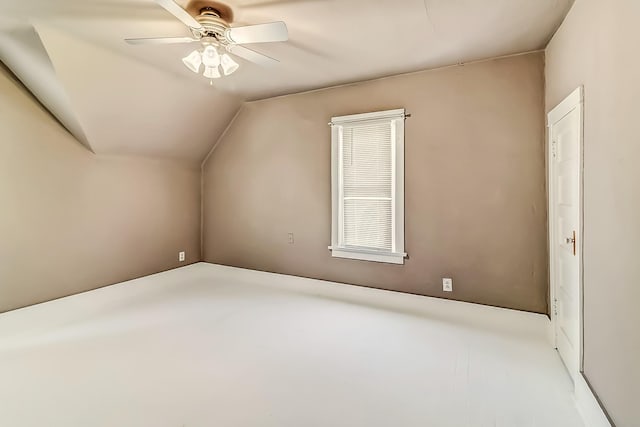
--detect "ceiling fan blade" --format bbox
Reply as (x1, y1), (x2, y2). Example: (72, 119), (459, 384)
(155, 0), (203, 30)
(125, 36), (198, 45)
(228, 45), (279, 65)
(226, 22), (288, 44)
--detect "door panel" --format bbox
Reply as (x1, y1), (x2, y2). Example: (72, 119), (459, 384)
(551, 106), (581, 379)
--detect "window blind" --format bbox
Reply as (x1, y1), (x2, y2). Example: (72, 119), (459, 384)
(340, 122), (393, 251)
(330, 108), (405, 264)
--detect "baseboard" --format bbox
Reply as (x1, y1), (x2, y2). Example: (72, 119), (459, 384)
(575, 373), (612, 427)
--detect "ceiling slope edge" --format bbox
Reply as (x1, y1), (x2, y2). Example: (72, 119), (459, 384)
(0, 25), (92, 152)
(249, 50), (546, 103)
(201, 103), (243, 168)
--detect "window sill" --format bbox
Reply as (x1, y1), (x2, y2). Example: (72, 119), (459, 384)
(328, 246), (407, 265)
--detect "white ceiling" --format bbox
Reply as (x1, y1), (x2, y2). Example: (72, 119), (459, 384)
(0, 0), (573, 161)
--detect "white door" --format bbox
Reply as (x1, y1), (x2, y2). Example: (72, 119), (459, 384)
(548, 88), (583, 380)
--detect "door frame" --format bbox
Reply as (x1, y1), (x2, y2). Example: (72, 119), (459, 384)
(547, 86), (584, 378)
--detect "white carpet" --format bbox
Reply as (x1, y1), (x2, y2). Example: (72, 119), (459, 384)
(0, 263), (583, 427)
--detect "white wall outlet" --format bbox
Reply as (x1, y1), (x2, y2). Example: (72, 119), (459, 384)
(288, 233), (294, 244)
(178, 251), (185, 262)
(442, 278), (453, 292)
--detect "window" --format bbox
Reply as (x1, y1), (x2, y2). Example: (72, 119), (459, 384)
(329, 109), (406, 264)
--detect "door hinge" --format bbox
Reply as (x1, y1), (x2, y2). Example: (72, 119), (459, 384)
(551, 140), (558, 159)
(553, 298), (558, 317)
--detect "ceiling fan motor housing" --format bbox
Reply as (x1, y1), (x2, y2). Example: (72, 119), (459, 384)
(186, 0), (234, 23)
(189, 2), (237, 47)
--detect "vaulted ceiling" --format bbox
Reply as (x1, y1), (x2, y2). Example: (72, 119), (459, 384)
(0, 0), (573, 162)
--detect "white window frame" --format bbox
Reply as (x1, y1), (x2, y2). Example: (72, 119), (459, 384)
(329, 108), (406, 265)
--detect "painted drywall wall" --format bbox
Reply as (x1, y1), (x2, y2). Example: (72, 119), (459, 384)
(546, 0), (640, 425)
(202, 52), (548, 313)
(0, 66), (201, 313)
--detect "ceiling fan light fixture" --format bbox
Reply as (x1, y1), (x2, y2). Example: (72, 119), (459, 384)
(221, 53), (239, 76)
(182, 50), (202, 73)
(202, 45), (220, 67)
(203, 66), (221, 79)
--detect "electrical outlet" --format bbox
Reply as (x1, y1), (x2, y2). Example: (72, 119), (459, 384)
(178, 251), (185, 262)
(288, 233), (294, 244)
(442, 278), (453, 292)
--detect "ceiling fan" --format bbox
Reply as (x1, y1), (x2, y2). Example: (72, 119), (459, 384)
(125, 0), (288, 81)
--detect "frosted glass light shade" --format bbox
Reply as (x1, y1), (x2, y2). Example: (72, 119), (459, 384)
(182, 50), (201, 73)
(203, 66), (221, 79)
(220, 54), (239, 76)
(202, 45), (220, 67)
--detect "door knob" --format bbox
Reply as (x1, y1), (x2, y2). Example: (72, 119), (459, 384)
(565, 231), (576, 256)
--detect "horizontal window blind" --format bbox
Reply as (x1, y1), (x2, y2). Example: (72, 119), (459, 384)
(331, 108), (405, 264)
(340, 122), (393, 251)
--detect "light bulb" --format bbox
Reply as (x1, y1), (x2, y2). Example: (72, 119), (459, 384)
(182, 50), (202, 73)
(203, 66), (221, 79)
(220, 54), (239, 76)
(202, 45), (220, 67)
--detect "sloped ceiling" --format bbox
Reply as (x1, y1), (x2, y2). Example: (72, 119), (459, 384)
(0, 0), (573, 161)
(0, 26), (92, 151)
(36, 23), (241, 161)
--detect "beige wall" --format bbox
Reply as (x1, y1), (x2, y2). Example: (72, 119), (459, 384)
(0, 66), (201, 313)
(546, 0), (640, 425)
(203, 52), (548, 313)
